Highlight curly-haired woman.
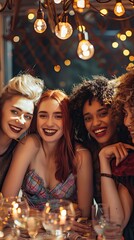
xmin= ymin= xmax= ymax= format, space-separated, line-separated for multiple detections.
xmin=69 ymin=75 xmax=130 ymax=204
xmin=99 ymin=70 xmax=134 ymax=239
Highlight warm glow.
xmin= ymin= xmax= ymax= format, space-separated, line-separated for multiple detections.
xmin=73 ymin=0 xmax=90 ymax=13
xmin=125 ymin=30 xmax=132 ymax=37
xmin=117 ymin=33 xmax=121 ymax=38
xmin=120 ymin=34 xmax=126 ymax=41
xmin=126 ymin=63 xmax=134 ymax=71
xmin=55 ymin=22 xmax=73 ymax=40
xmin=77 ymin=40 xmax=94 ymax=60
xmin=112 ymin=42 xmax=119 ymax=48
xmin=28 ymin=13 xmax=35 ymax=20
xmin=54 ymin=0 xmax=62 ymax=3
xmin=123 ymin=49 xmax=130 ymax=56
xmin=54 ymin=65 xmax=61 ymax=72
xmin=129 ymin=55 xmax=134 ymax=61
xmin=77 ymin=25 xmax=86 ymax=32
xmin=34 ymin=19 xmax=47 ymax=33
xmin=100 ymin=9 xmax=108 ymax=15
xmin=114 ymin=2 xmax=125 ymax=17
xmin=13 ymin=36 xmax=20 ymax=42
xmin=64 ymin=59 xmax=71 ymax=66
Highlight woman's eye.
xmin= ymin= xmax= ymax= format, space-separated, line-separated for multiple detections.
xmin=84 ymin=116 xmax=92 ymax=122
xmin=99 ymin=111 xmax=108 ymax=117
xmin=11 ymin=110 xmax=18 ymax=115
xmin=38 ymin=114 xmax=47 ymax=119
xmin=24 ymin=115 xmax=32 ymax=120
xmin=55 ymin=114 xmax=62 ymax=119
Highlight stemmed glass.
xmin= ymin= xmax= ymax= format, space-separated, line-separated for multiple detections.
xmin=42 ymin=199 xmax=75 ymax=239
xmin=0 ymin=196 xmax=29 ymax=238
xmin=92 ymin=203 xmax=110 ymax=238
xmin=27 ymin=209 xmax=42 ymax=239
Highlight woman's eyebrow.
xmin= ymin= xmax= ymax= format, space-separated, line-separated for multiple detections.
xmin=12 ymin=106 xmax=33 ymax=115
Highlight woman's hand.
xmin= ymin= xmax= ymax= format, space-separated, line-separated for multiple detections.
xmin=71 ymin=219 xmax=91 ymax=233
xmin=99 ymin=142 xmax=134 ymax=166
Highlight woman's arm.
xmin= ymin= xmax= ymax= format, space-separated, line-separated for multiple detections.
xmin=2 ymin=135 xmax=40 ymax=197
xmin=99 ymin=142 xmax=134 ymax=228
xmin=76 ymin=146 xmax=93 ymax=218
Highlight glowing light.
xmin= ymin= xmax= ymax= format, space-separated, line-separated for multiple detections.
xmin=54 ymin=65 xmax=61 ymax=72
xmin=100 ymin=9 xmax=108 ymax=15
xmin=64 ymin=59 xmax=71 ymax=66
xmin=112 ymin=42 xmax=119 ymax=48
xmin=125 ymin=30 xmax=132 ymax=37
xmin=123 ymin=49 xmax=130 ymax=56
xmin=13 ymin=36 xmax=20 ymax=42
xmin=120 ymin=34 xmax=126 ymax=41
xmin=28 ymin=13 xmax=35 ymax=20
xmin=55 ymin=22 xmax=73 ymax=40
xmin=114 ymin=2 xmax=125 ymax=17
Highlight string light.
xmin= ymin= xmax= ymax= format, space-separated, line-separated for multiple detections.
xmin=77 ymin=31 xmax=94 ymax=60
xmin=34 ymin=2 xmax=47 ymax=33
xmin=114 ymin=0 xmax=125 ymax=17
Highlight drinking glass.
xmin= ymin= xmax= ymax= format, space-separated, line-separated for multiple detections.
xmin=27 ymin=209 xmax=42 ymax=239
xmin=0 ymin=196 xmax=28 ymax=238
xmin=92 ymin=203 xmax=110 ymax=237
xmin=103 ymin=222 xmax=123 ymax=240
xmin=9 ymin=196 xmax=30 ymax=230
xmin=42 ymin=199 xmax=75 ymax=239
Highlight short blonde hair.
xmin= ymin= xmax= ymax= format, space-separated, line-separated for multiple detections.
xmin=1 ymin=74 xmax=44 ymax=105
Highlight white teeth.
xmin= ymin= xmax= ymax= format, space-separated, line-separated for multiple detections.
xmin=10 ymin=126 xmax=22 ymax=131
xmin=45 ymin=129 xmax=56 ymax=133
xmin=95 ymin=129 xmax=105 ymax=134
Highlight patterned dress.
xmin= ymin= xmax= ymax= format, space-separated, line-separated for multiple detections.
xmin=22 ymin=170 xmax=77 ymax=211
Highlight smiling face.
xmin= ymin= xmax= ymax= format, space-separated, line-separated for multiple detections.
xmin=123 ymin=103 xmax=134 ymax=143
xmin=1 ymin=95 xmax=34 ymax=140
xmin=37 ymin=98 xmax=63 ymax=144
xmin=83 ymin=99 xmax=117 ymax=147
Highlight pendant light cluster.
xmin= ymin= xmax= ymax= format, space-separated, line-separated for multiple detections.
xmin=33 ymin=0 xmax=133 ymax=60
xmin=34 ymin=0 xmax=94 ymax=60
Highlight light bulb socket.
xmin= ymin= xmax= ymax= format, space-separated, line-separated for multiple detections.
xmin=37 ymin=8 xmax=44 ymax=19
xmin=78 ymin=31 xmax=88 ymax=41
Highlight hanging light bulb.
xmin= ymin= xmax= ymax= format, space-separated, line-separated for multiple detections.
xmin=55 ymin=22 xmax=73 ymax=40
xmin=34 ymin=2 xmax=47 ymax=33
xmin=114 ymin=0 xmax=125 ymax=17
xmin=73 ymin=0 xmax=90 ymax=13
xmin=77 ymin=31 xmax=94 ymax=60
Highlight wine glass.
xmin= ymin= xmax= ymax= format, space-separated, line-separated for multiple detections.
xmin=27 ymin=209 xmax=42 ymax=239
xmin=92 ymin=203 xmax=109 ymax=237
xmin=42 ymin=199 xmax=75 ymax=239
xmin=0 ymin=196 xmax=28 ymax=238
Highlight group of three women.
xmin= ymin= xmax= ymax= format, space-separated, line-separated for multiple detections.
xmin=0 ymin=70 xmax=134 ymax=239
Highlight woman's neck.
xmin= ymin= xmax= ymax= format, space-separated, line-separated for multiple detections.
xmin=42 ymin=141 xmax=58 ymax=159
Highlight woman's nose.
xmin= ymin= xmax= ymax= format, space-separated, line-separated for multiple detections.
xmin=46 ymin=117 xmax=53 ymax=126
xmin=17 ymin=114 xmax=26 ymax=124
xmin=92 ymin=116 xmax=101 ymax=126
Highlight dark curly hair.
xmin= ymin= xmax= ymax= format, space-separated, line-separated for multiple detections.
xmin=69 ymin=75 xmax=115 ymax=147
xmin=113 ymin=70 xmax=134 ymax=119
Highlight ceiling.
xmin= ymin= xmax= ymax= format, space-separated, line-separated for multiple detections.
xmin=0 ymin=0 xmax=134 ymax=92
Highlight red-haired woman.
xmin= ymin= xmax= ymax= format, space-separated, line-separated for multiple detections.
xmin=2 ymin=89 xmax=93 ymax=231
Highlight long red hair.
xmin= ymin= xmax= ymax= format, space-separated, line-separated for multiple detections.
xmin=37 ymin=89 xmax=76 ymax=181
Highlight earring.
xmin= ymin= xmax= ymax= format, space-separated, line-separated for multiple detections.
xmin=88 ymin=132 xmax=91 ymax=140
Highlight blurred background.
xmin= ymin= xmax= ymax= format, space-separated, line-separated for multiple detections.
xmin=0 ymin=0 xmax=134 ymax=93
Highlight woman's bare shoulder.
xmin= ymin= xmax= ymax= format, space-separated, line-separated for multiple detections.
xmin=18 ymin=134 xmax=41 ymax=151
